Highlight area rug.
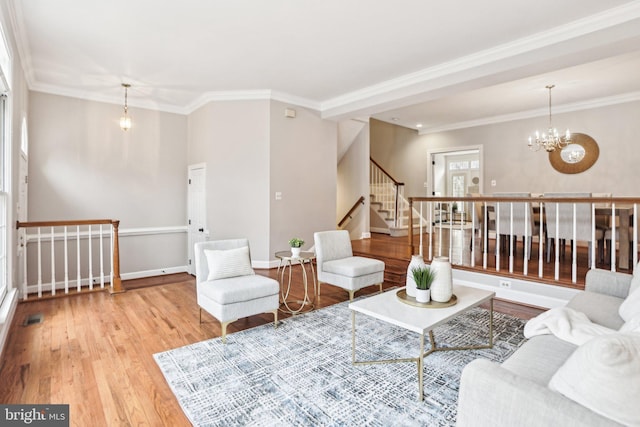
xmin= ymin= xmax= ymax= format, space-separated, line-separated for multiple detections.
xmin=154 ymin=299 xmax=526 ymax=426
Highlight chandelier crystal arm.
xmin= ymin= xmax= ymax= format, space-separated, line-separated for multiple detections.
xmin=120 ymin=83 xmax=132 ymax=131
xmin=528 ymin=84 xmax=570 ymax=152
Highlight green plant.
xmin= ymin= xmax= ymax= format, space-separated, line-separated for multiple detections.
xmin=288 ymin=237 xmax=304 ymax=248
xmin=411 ymin=266 xmax=437 ymax=290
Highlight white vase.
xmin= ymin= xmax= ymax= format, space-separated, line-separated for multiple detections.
xmin=430 ymin=256 xmax=453 ymax=302
xmin=415 ymin=288 xmax=430 ymax=303
xmin=406 ymin=254 xmax=425 ymax=298
xmin=291 ymin=247 xmax=301 ymax=257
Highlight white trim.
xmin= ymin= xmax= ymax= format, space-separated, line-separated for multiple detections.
xmin=0 ymin=288 xmax=17 ymax=360
xmin=453 ymin=268 xmax=580 ymax=309
xmin=419 ymin=91 xmax=640 ymax=134
xmin=120 ymin=266 xmax=189 ymax=281
xmin=24 ymin=225 xmax=187 ymax=242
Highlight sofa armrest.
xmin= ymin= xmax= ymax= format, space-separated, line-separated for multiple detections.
xmin=457 ymin=359 xmax=621 ymax=427
xmin=585 ymin=268 xmax=632 ymax=299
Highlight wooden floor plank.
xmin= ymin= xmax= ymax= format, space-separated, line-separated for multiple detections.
xmin=0 ymin=237 xmax=546 ymax=426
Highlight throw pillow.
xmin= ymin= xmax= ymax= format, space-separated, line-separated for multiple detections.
xmin=620 ymin=314 xmax=640 ymax=333
xmin=548 ymin=333 xmax=640 ymax=426
xmin=205 ymin=246 xmax=254 ymax=281
xmin=619 ymin=284 xmax=640 ymax=322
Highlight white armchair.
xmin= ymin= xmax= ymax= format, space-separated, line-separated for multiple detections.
xmin=313 ymin=230 xmax=385 ymax=300
xmin=194 ymin=238 xmax=279 ymax=343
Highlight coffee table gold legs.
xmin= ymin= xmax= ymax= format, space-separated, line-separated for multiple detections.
xmin=350 ymin=299 xmax=494 ymax=402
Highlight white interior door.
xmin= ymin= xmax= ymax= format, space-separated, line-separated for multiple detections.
xmin=187 ymin=164 xmax=207 ymax=275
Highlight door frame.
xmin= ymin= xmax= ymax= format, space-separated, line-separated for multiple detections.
xmin=187 ymin=163 xmax=207 ymax=275
xmin=426 ymin=145 xmax=483 ymax=198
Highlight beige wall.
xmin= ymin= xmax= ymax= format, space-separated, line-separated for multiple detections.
xmin=337 ymin=120 xmax=369 ymax=239
xmin=187 ymin=99 xmax=337 ymax=263
xmin=187 ymin=99 xmax=272 ymax=261
xmin=28 ymin=92 xmax=189 ymax=274
xmin=371 ymin=101 xmax=640 ymax=197
xmin=269 ymin=100 xmax=337 ymax=255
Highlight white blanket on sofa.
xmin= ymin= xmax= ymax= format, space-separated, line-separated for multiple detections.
xmin=524 ymin=307 xmax=616 ymax=346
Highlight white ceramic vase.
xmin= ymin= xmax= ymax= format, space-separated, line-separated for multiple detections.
xmin=291 ymin=247 xmax=301 ymax=258
xmin=430 ymin=256 xmax=453 ymax=302
xmin=415 ymin=288 xmax=430 ymax=303
xmin=406 ymin=254 xmax=425 ymax=298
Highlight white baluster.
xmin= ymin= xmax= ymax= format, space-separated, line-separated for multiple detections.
xmin=64 ymin=226 xmax=69 ymax=293
xmin=50 ymin=226 xmax=56 ymax=295
xmin=77 ymin=225 xmax=81 ymax=291
xmin=100 ymin=224 xmax=105 ymax=288
xmin=37 ymin=227 xmax=42 ymax=298
xmin=88 ymin=225 xmax=93 ymax=290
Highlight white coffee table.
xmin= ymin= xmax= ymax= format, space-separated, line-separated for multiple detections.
xmin=349 ymin=284 xmax=495 ymax=401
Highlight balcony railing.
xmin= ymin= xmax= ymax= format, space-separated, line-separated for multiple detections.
xmin=408 ymin=195 xmax=639 ymax=285
xmin=16 ymin=219 xmax=122 ymax=299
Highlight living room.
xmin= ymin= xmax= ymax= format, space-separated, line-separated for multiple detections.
xmin=1 ymin=1 xmax=640 ymax=426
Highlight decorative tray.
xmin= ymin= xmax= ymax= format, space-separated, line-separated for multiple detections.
xmin=396 ymin=289 xmax=458 ymax=308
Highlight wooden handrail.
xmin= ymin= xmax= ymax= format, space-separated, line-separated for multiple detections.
xmin=16 ymin=218 xmax=123 ymax=295
xmin=408 ymin=195 xmax=640 ymax=255
xmin=370 ymin=157 xmax=404 ymax=186
xmin=338 ymin=196 xmax=366 ymax=227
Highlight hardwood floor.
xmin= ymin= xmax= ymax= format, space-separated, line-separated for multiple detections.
xmin=0 ymin=241 xmax=545 ymax=426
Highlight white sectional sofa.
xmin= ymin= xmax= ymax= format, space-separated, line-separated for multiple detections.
xmin=457 ymin=268 xmax=640 ymax=426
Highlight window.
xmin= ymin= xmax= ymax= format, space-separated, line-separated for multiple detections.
xmin=0 ymin=96 xmax=7 ymax=304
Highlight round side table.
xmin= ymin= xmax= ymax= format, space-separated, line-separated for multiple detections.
xmin=275 ymin=250 xmax=317 ymax=314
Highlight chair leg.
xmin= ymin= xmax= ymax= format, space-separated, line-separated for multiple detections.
xmin=220 ymin=319 xmax=237 ymax=344
xmin=379 ymin=283 xmax=383 ymax=293
xmin=271 ymin=309 xmax=278 ymax=329
xmin=199 ymin=308 xmax=203 ymax=324
xmin=348 ymin=290 xmax=355 ymax=301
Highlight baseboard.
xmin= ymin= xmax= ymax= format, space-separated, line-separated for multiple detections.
xmin=0 ymin=289 xmax=19 ymax=362
xmin=452 ymin=268 xmax=580 ymax=309
xmin=23 ymin=266 xmax=190 ymax=294
xmin=121 ymin=266 xmax=189 ymax=280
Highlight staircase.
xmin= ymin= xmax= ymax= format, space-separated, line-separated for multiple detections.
xmin=369 ymin=157 xmax=426 ymax=237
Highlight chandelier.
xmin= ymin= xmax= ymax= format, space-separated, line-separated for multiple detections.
xmin=119 ymin=83 xmax=132 ymax=131
xmin=528 ymin=84 xmax=571 ymax=152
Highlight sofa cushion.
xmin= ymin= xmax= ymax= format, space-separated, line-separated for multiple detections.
xmin=619 ymin=285 xmax=640 ymax=322
xmin=501 ymin=335 xmax=577 ymax=385
xmin=199 ymin=274 xmax=279 ymax=305
xmin=549 ymin=333 xmax=640 ymax=426
xmin=566 ymin=291 xmax=625 ymax=330
xmin=322 ymin=256 xmax=384 ymax=278
xmin=205 ymin=246 xmax=255 ymax=281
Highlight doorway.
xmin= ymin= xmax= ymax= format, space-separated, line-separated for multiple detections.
xmin=187 ymin=164 xmax=207 ymax=275
xmin=427 ymin=146 xmax=482 ymax=218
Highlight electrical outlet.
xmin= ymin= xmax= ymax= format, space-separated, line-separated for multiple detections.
xmin=499 ymin=279 xmax=511 ymax=289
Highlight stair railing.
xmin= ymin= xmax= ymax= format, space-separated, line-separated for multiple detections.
xmin=338 ymin=196 xmax=365 ymax=228
xmin=16 ymin=219 xmax=122 ymax=299
xmin=370 ymin=158 xmax=404 ymax=228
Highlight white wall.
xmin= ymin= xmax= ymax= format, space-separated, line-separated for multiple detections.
xmin=269 ymin=100 xmax=337 ymax=255
xmin=371 ymin=101 xmax=640 ymax=197
xmin=28 ymin=92 xmax=189 ymax=275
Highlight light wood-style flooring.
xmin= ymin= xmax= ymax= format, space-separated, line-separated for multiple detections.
xmin=0 ymin=242 xmax=545 ymax=426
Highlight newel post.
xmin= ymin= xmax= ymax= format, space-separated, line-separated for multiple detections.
xmin=110 ymin=220 xmax=124 ymax=294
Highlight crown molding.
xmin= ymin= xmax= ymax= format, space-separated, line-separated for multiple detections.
xmin=5 ymin=0 xmax=35 ymax=88
xmin=418 ymin=91 xmax=640 ymax=135
xmin=29 ymin=81 xmax=189 ymax=115
xmin=184 ymin=89 xmax=319 ymax=114
xmin=320 ymin=1 xmax=640 ymax=118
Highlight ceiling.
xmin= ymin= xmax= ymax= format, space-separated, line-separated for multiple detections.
xmin=7 ymin=0 xmax=640 ymax=133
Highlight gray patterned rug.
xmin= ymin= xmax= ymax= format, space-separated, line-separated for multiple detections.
xmin=154 ymin=298 xmax=526 ymax=426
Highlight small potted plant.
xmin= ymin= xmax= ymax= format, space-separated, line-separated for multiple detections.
xmin=411 ymin=266 xmax=437 ymax=303
xmin=288 ymin=237 xmax=304 ymax=258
